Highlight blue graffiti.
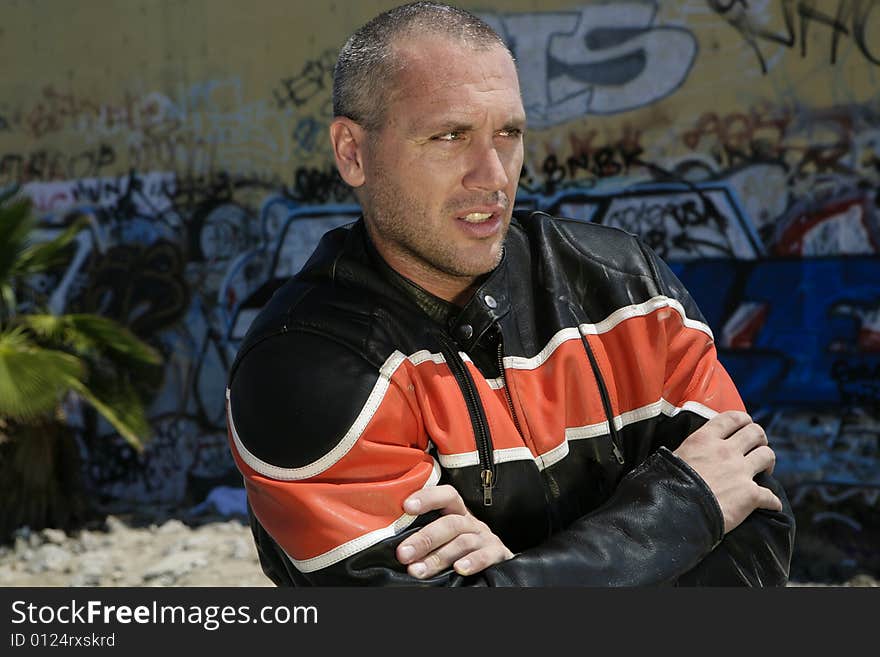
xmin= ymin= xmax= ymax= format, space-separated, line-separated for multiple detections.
xmin=291 ymin=117 xmax=325 ymax=157
xmin=673 ymin=258 xmax=880 ymax=408
xmin=480 ymin=3 xmax=697 ymax=128
xmin=518 ymin=180 xmax=880 ymax=492
xmin=217 ymin=196 xmax=360 ymax=345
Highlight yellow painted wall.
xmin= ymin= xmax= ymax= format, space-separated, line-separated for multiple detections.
xmin=3 ymin=0 xmax=880 ymax=194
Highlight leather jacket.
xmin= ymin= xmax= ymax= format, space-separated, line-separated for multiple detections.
xmin=226 ymin=211 xmax=796 ymax=586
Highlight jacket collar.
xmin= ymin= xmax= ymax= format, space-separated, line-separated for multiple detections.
xmin=363 ymin=228 xmax=458 ymax=327
xmin=359 ymin=219 xmax=512 ymax=348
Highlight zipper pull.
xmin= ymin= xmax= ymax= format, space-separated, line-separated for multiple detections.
xmin=612 ymin=441 xmax=625 ymax=465
xmin=480 ymin=469 xmax=494 ymax=506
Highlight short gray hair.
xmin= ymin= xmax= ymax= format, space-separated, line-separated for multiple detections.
xmin=332 ymin=2 xmax=511 ymax=131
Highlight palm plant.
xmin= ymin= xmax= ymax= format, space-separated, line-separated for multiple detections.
xmin=0 ymin=186 xmax=162 ymax=539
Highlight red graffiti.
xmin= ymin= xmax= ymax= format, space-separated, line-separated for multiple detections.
xmin=23 ymin=86 xmax=165 ymax=139
xmin=721 ymin=302 xmax=769 ymax=349
xmin=773 ymin=195 xmax=878 ymax=256
xmin=681 ymin=105 xmax=792 ymax=162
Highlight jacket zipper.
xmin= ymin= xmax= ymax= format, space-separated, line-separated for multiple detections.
xmin=578 ymin=332 xmax=626 ymax=465
xmin=498 ymin=334 xmax=561 ymax=537
xmin=439 ymin=335 xmax=496 ymax=506
xmin=497 ymin=340 xmax=525 ymax=438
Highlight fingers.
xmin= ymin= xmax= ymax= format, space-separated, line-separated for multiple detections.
xmin=398 ymin=485 xmax=473 ymax=576
xmin=453 ymin=544 xmax=514 ymax=577
xmin=397 ymin=486 xmax=515 ymax=579
xmin=744 ymin=443 xmax=777 ymax=476
xmin=403 ymin=484 xmax=467 ymax=517
xmin=402 ymin=530 xmax=479 ymax=578
xmin=727 ymin=421 xmax=769 ymax=455
xmin=694 ymin=411 xmax=772 ymax=464
xmin=407 ymin=531 xmax=505 ymax=579
xmin=694 ymin=410 xmax=752 ymax=441
xmin=397 ymin=514 xmax=511 ymax=579
xmin=675 ymin=410 xmax=783 ymax=534
xmin=397 ymin=513 xmax=474 ymax=566
xmin=752 ymin=482 xmax=783 ymax=513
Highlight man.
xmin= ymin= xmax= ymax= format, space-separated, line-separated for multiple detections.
xmin=226 ymin=2 xmax=795 ymax=586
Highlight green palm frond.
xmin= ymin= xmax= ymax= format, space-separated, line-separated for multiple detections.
xmin=0 ymin=328 xmax=85 ymax=422
xmin=0 ymin=191 xmax=35 ymax=292
xmin=0 ymin=285 xmax=15 ymax=320
xmin=0 ymin=192 xmax=91 ymax=319
xmin=19 ymin=314 xmax=162 ymax=367
xmin=0 ymin=187 xmax=159 ymax=454
xmin=64 ymin=376 xmax=150 ymax=451
xmin=14 ymin=214 xmax=92 ymax=277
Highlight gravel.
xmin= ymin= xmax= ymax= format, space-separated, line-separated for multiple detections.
xmin=0 ymin=515 xmax=272 ymax=588
xmin=0 ymin=514 xmax=876 ymax=587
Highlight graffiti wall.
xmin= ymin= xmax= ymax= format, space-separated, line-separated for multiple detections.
xmin=2 ymin=0 xmax=878 ymax=536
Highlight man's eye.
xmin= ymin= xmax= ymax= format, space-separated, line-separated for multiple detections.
xmin=497 ymin=128 xmax=523 ymax=138
xmin=433 ymin=131 xmax=464 ymax=141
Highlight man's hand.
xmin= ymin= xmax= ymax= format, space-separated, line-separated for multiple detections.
xmin=674 ymin=410 xmax=783 ymax=534
xmin=396 ymin=484 xmax=514 ymax=579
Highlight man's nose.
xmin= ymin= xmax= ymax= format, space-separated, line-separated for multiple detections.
xmin=463 ymin=142 xmax=510 ymax=192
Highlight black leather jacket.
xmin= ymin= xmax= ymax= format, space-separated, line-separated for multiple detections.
xmin=226 ymin=212 xmax=795 ymax=586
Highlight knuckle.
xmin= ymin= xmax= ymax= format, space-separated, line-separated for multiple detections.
xmin=750 ymin=423 xmax=767 ymax=442
xmin=451 ymin=515 xmax=469 ymax=534
xmin=425 ymin=552 xmax=443 ymax=570
xmin=437 ymin=484 xmax=456 ymax=497
xmin=754 ymin=445 xmax=772 ymax=462
xmin=460 ymin=533 xmax=481 ymax=552
xmin=722 ymin=410 xmax=749 ymax=424
xmin=446 ymin=535 xmax=465 ymax=554
xmin=468 ymin=549 xmax=491 ymax=569
xmin=467 ymin=547 xmax=491 ymax=570
xmin=415 ymin=532 xmax=434 ymax=553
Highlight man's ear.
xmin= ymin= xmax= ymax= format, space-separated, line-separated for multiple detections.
xmin=329 ymin=117 xmax=367 ymax=188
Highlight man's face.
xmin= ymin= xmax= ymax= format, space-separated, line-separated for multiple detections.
xmin=358 ymin=37 xmax=525 ymax=300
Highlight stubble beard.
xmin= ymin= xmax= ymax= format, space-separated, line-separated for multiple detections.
xmin=362 ymin=168 xmax=509 ymax=283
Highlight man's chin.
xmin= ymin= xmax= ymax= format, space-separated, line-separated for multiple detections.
xmin=448 ymin=248 xmax=505 ymax=279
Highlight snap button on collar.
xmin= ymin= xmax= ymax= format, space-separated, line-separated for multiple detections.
xmin=484 ymin=294 xmax=498 ymax=309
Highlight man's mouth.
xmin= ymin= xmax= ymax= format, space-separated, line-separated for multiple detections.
xmin=453 ymin=209 xmax=504 ymax=239
xmin=458 ymin=212 xmax=495 ymax=223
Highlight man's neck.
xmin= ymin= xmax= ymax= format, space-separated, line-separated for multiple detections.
xmin=362 ymin=226 xmax=461 ymax=326
xmin=385 ymin=253 xmax=478 ymax=306
xmin=365 ymin=230 xmax=478 ymax=306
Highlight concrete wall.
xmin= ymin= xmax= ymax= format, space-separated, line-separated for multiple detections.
xmin=2 ymin=0 xmax=879 ymax=521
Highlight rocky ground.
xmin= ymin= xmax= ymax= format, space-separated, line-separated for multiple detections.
xmin=0 ymin=514 xmax=272 ymax=587
xmin=0 ymin=510 xmax=877 ymax=587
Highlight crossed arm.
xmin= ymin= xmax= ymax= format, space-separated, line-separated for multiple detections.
xmin=396 ymin=411 xmax=785 ymax=581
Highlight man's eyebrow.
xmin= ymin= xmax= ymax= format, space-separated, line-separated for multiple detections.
xmin=413 ymin=117 xmax=527 ymax=135
xmin=415 ymin=120 xmax=475 ymax=135
xmin=501 ymin=118 xmax=527 ymax=130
